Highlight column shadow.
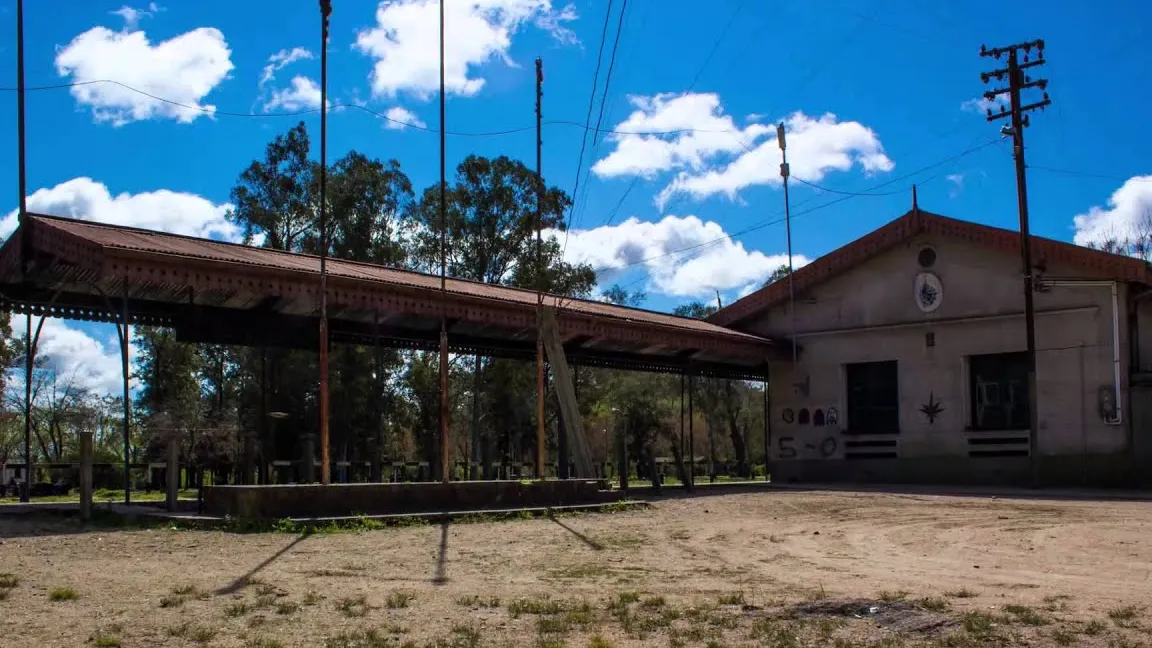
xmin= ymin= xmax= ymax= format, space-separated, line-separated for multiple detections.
xmin=215 ymin=532 xmax=311 ymax=595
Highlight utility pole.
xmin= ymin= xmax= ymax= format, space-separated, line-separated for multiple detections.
xmin=776 ymin=124 xmax=797 ymax=368
xmin=317 ymin=0 xmax=332 ymax=486
xmin=437 ymin=0 xmax=451 ymax=484
xmin=980 ymin=39 xmax=1051 ymax=487
xmin=535 ymin=57 xmax=546 ymax=480
xmin=15 ymin=0 xmax=30 ymax=503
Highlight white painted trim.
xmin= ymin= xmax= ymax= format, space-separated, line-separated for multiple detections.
xmin=793 ymin=306 xmax=1097 ymax=339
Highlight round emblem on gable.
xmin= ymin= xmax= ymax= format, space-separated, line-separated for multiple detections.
xmin=914 ymin=272 xmax=943 ymax=313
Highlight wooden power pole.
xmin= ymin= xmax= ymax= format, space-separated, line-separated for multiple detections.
xmin=535 ymin=57 xmax=547 ymax=480
xmin=979 ymin=39 xmax=1051 ymax=486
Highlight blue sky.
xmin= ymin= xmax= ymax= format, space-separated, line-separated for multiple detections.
xmin=0 ymin=0 xmax=1149 ymax=393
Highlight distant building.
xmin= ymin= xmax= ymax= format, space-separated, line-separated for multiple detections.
xmin=710 ymin=207 xmax=1152 ymax=488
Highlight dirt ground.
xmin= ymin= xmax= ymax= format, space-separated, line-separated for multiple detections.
xmin=2 ymin=489 xmax=1151 ymax=647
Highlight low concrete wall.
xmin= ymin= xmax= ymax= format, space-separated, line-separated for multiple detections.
xmin=770 ymin=454 xmax=1146 ymax=489
xmin=202 ymin=480 xmax=621 ymax=519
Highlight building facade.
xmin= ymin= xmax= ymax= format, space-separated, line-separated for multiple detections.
xmin=710 ymin=208 xmax=1152 ymax=487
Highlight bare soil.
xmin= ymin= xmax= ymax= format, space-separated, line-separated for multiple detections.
xmin=1 ymin=489 xmax=1151 ymax=647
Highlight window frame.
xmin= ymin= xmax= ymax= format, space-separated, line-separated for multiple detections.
xmin=844 ymin=360 xmax=900 ymax=435
xmin=967 ymin=351 xmax=1030 ymax=431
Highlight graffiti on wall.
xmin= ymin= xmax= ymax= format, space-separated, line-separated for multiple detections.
xmin=777 ymin=436 xmax=838 ymax=459
xmin=919 ymin=392 xmax=944 ymax=424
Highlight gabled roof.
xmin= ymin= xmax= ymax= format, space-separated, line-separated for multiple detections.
xmin=707 ymin=208 xmax=1152 ymax=328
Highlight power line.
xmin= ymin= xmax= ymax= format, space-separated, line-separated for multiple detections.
xmin=0 ymin=78 xmax=755 ymax=138
xmin=587 ymin=136 xmax=1006 ymax=280
xmin=1027 ymin=164 xmax=1152 ymax=183
xmin=561 ymin=0 xmax=625 ymax=262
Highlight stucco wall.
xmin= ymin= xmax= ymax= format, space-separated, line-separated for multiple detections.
xmin=742 ymin=233 xmax=1133 ymax=464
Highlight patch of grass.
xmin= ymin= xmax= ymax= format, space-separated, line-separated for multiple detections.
xmin=0 ymin=574 xmax=20 ymax=589
xmin=639 ymin=595 xmax=666 ymax=609
xmin=917 ymin=597 xmax=951 ymax=612
xmin=749 ymin=617 xmax=799 ymax=647
xmin=564 ymin=599 xmax=596 ymax=628
xmin=49 ymin=587 xmax=78 ymax=601
xmin=1002 ymin=604 xmax=1047 ymax=626
xmin=456 ymin=594 xmax=501 ymax=608
xmin=159 ymin=594 xmax=186 ymax=608
xmin=248 ymin=615 xmax=268 ymax=628
xmin=1108 ymin=604 xmax=1142 ymax=627
xmin=337 ymin=594 xmax=370 ymax=618
xmin=587 ymin=636 xmax=614 ymax=648
xmin=548 ymin=564 xmax=610 ymax=580
xmin=303 ymin=590 xmax=323 ymax=606
xmin=254 ymin=582 xmax=280 ymax=597
xmin=323 ymin=628 xmax=396 ymax=648
xmin=595 ymin=533 xmax=646 ymax=549
xmin=448 ymin=625 xmax=482 ymax=648
xmin=167 ymin=622 xmax=216 ymax=643
xmin=225 ymin=600 xmax=252 ymax=617
xmin=879 ymin=590 xmax=909 ymax=602
xmin=944 ymin=588 xmax=977 ymax=599
xmin=509 ymin=596 xmax=564 ymax=618
xmin=276 ymin=601 xmax=300 ymax=615
xmin=1050 ymin=627 xmax=1076 ymax=646
xmin=537 ymin=616 xmax=571 ymax=635
xmin=668 ymin=529 xmax=690 ymax=540
xmin=1083 ymin=619 xmax=1106 ymax=635
xmin=717 ymin=591 xmax=745 ymax=606
xmin=1043 ymin=594 xmax=1072 ymax=612
xmin=92 ymin=635 xmax=122 ymax=647
xmin=244 ymin=638 xmax=286 ymax=648
xmin=960 ymin=611 xmax=996 ymax=637
xmin=386 ymin=591 xmax=415 ymax=609
xmin=0 ymin=590 xmax=8 ymax=602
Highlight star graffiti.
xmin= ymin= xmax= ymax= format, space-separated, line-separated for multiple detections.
xmin=920 ymin=392 xmax=944 ymax=424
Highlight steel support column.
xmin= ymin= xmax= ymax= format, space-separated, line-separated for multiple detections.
xmin=118 ymin=284 xmax=132 ymax=504
xmin=763 ymin=367 xmax=771 ymax=481
xmin=687 ymin=373 xmax=695 ymax=492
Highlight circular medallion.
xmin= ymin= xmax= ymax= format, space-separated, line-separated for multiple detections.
xmin=914 ymin=272 xmax=943 ymax=313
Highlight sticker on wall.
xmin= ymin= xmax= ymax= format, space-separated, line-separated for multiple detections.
xmin=914 ymin=272 xmax=944 ymax=313
xmin=813 ymin=409 xmax=826 ymax=427
xmin=798 ymin=408 xmax=811 ymax=425
xmin=826 ymin=407 xmax=839 ymax=425
xmin=781 ymin=408 xmax=795 ymax=424
xmin=920 ymin=391 xmax=944 ymax=424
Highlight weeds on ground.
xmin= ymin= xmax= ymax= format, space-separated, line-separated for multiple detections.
xmin=338 ymin=594 xmax=371 ymax=617
xmin=0 ymin=574 xmax=19 ymax=589
xmin=916 ymin=597 xmax=951 ymax=612
xmin=455 ymin=594 xmax=501 ymax=608
xmin=944 ymin=588 xmax=977 ymax=599
xmin=91 ymin=635 xmax=122 ymax=648
xmin=386 ymin=591 xmax=415 ymax=609
xmin=167 ymin=621 xmax=216 ymax=643
xmin=1083 ymin=619 xmax=1106 ymax=635
xmin=717 ymin=591 xmax=745 ymax=606
xmin=1043 ymin=594 xmax=1072 ymax=612
xmin=879 ymin=590 xmax=909 ymax=602
xmin=1002 ymin=604 xmax=1048 ymax=626
xmin=224 ymin=600 xmax=252 ymax=617
xmin=276 ymin=601 xmax=301 ymax=615
xmin=587 ymin=636 xmax=615 ymax=648
xmin=303 ymin=590 xmax=323 ymax=606
xmin=1108 ymin=605 xmax=1143 ymax=628
xmin=508 ymin=596 xmax=564 ymax=618
xmin=324 ymin=628 xmax=411 ymax=648
xmin=244 ymin=638 xmax=286 ymax=648
xmin=49 ymin=587 xmax=78 ymax=601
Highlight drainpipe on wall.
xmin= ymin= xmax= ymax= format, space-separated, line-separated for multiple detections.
xmin=1039 ymin=280 xmax=1123 ymax=427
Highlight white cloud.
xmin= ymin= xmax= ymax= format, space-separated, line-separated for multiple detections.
xmin=658 ymin=110 xmax=893 ymax=206
xmin=11 ymin=318 xmax=126 ymax=396
xmin=0 ymin=177 xmax=243 ymax=242
xmin=111 ymin=2 xmax=161 ymax=31
xmin=264 ymin=76 xmax=325 ymax=112
xmin=1072 ymin=175 xmax=1152 ymax=247
xmin=961 ymin=95 xmax=1008 ymax=115
xmin=947 ymin=173 xmax=964 ymax=197
xmin=591 ymin=92 xmax=773 ymax=179
xmin=260 ymin=47 xmax=313 ymax=88
xmin=353 ymin=0 xmax=577 ymax=100
xmin=549 ymin=214 xmax=811 ymax=298
xmin=384 ymin=106 xmax=427 ymax=130
xmin=55 ymin=21 xmax=233 ymax=126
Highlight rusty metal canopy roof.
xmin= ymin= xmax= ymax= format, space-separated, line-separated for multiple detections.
xmin=0 ymin=214 xmax=782 ymax=379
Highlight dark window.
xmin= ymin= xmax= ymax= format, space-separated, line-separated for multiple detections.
xmin=969 ymin=352 xmax=1030 ymax=430
xmin=845 ymin=361 xmax=899 ymax=434
xmin=917 ymin=246 xmax=937 ymax=268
